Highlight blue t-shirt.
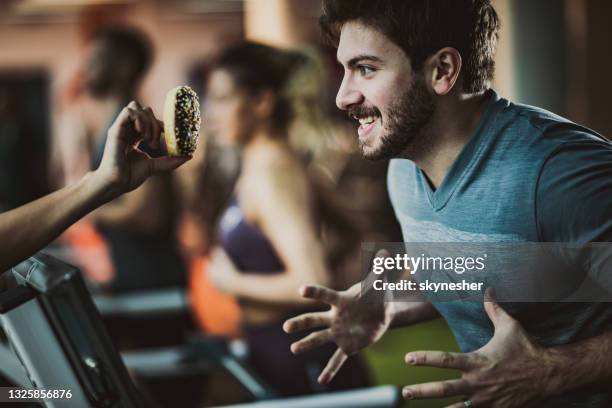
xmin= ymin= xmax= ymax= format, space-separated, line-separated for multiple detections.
xmin=388 ymin=89 xmax=612 ymax=406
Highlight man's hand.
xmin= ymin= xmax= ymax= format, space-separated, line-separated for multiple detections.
xmin=283 ymin=282 xmax=393 ymax=384
xmin=94 ymin=101 xmax=191 ymax=197
xmin=402 ymin=289 xmax=556 ymax=407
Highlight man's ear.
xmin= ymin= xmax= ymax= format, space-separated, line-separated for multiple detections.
xmin=252 ymin=90 xmax=276 ymax=120
xmin=427 ymin=47 xmax=462 ymax=96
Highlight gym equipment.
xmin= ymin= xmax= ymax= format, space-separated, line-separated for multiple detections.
xmin=0 ymin=253 xmax=144 ymax=407
xmin=0 ymin=253 xmax=401 ymax=408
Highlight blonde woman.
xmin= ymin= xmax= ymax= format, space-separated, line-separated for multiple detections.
xmin=203 ymin=42 xmax=369 ymax=396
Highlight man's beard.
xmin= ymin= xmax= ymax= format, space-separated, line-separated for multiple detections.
xmin=352 ymin=75 xmax=435 ymax=161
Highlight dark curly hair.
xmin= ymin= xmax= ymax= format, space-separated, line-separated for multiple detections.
xmin=320 ymin=0 xmax=500 ymax=93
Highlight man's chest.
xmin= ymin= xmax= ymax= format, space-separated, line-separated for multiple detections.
xmin=388 ymin=160 xmax=541 ymax=243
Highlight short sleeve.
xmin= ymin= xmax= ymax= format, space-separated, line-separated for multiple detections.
xmin=537 ymin=139 xmax=612 ymax=243
xmin=536 ymin=138 xmax=612 ymax=296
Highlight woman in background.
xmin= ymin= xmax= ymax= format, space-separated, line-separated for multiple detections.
xmin=203 ymin=42 xmax=369 ymax=397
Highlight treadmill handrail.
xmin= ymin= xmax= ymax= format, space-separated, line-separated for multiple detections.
xmin=93 ymin=287 xmax=189 ymax=318
xmin=212 ymin=385 xmax=401 ymax=408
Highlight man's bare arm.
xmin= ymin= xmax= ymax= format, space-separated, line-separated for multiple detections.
xmin=543 ymin=329 xmax=612 ymax=395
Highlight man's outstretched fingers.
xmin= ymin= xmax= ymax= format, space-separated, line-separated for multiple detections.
xmin=283 ymin=312 xmax=330 ymax=333
xmin=406 ymin=351 xmax=472 ymax=371
xmin=402 ymin=379 xmax=469 ymax=400
xmin=299 ymin=285 xmax=340 ymax=306
xmin=318 ymin=348 xmax=348 ymax=384
xmin=290 ymin=329 xmax=333 ymax=354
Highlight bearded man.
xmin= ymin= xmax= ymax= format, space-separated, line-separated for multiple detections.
xmin=284 ymin=1 xmax=612 ymax=407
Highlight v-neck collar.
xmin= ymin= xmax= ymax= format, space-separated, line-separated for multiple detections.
xmin=418 ymin=89 xmax=503 ymax=211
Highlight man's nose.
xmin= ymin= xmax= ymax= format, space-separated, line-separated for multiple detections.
xmin=336 ymin=75 xmax=364 ymax=111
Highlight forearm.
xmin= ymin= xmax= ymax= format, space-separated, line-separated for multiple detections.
xmin=0 ymin=171 xmax=115 ymax=271
xmin=544 ymin=329 xmax=612 ymax=396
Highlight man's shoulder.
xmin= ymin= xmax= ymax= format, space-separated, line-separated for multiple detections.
xmin=506 ymin=101 xmax=570 ymax=131
xmin=497 ymin=96 xmax=609 ymax=147
xmin=482 ymin=95 xmax=611 ymax=180
xmin=505 ymin=101 xmax=612 ymax=181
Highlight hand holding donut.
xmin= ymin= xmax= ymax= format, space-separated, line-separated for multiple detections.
xmin=95 ymin=100 xmax=193 ymax=197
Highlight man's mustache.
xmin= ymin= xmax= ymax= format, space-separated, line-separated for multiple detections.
xmin=348 ymin=105 xmax=381 ymax=120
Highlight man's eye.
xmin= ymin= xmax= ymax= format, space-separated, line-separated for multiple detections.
xmin=358 ymin=65 xmax=375 ymax=76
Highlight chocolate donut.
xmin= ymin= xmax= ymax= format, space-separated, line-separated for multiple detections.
xmin=163 ymin=85 xmax=201 ymax=156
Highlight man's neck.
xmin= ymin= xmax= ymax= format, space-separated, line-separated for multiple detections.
xmin=412 ymin=91 xmax=490 ymax=190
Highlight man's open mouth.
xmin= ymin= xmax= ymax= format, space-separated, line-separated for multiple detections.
xmin=356 ymin=116 xmax=377 ymax=126
xmin=349 ymin=108 xmax=382 ymax=140
xmin=353 ymin=115 xmax=380 ymax=141
xmin=351 ymin=113 xmax=380 ymax=125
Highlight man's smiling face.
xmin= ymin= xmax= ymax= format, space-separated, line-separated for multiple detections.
xmin=336 ymin=21 xmax=435 ymax=160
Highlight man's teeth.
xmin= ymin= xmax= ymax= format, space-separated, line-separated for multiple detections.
xmin=358 ymin=116 xmax=376 ymax=126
